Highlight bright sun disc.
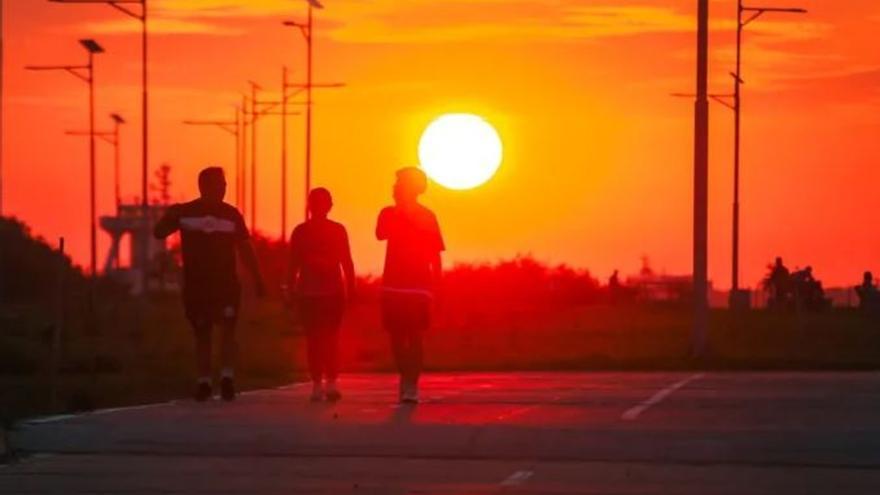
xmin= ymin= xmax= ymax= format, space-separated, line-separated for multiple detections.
xmin=418 ymin=113 xmax=503 ymax=190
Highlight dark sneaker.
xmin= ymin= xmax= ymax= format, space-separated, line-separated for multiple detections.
xmin=220 ymin=377 xmax=236 ymax=402
xmin=310 ymin=383 xmax=324 ymax=402
xmin=195 ymin=382 xmax=212 ymax=402
xmin=325 ymin=383 xmax=342 ymax=402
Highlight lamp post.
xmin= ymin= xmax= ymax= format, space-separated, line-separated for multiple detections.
xmin=252 ymin=80 xmax=304 ymax=241
xmin=110 ymin=113 xmax=125 ymax=211
xmin=27 ymin=39 xmax=105 ymax=277
xmin=66 ymin=113 xmax=126 ymax=213
xmin=693 ymin=0 xmax=710 ymax=357
xmin=283 ymin=0 xmax=345 ymax=219
xmin=729 ymin=1 xmax=806 ymax=305
xmin=50 ymin=0 xmax=150 ymax=290
xmin=0 ymin=0 xmax=5 ymax=216
xmin=240 ymin=94 xmax=248 ymax=218
xmin=248 ymin=81 xmax=261 ymax=231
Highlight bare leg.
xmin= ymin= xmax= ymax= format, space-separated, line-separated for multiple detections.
xmin=219 ymin=319 xmax=237 ymax=376
xmin=409 ymin=327 xmax=423 ymax=387
xmin=306 ymin=327 xmax=323 ymax=384
xmin=322 ymin=327 xmax=339 ymax=383
xmin=195 ymin=323 xmax=213 ymax=380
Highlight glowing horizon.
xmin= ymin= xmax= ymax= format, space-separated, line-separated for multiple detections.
xmin=3 ymin=0 xmax=880 ymax=288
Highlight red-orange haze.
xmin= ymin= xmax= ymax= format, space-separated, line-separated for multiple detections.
xmin=4 ymin=1 xmax=880 ymax=289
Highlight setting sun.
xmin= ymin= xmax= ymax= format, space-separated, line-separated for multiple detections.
xmin=418 ymin=113 xmax=503 ymax=190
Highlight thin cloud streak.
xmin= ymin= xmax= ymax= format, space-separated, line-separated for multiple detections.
xmin=69 ymin=1 xmax=828 ymax=43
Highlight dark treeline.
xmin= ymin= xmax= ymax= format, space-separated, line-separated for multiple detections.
xmin=249 ymin=235 xmax=603 ymax=306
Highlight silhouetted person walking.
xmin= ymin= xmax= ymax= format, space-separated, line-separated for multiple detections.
xmin=856 ymin=271 xmax=879 ymax=312
xmin=154 ymin=167 xmax=265 ymax=402
xmin=377 ymin=167 xmax=444 ymax=404
xmin=765 ymin=257 xmax=791 ymax=310
xmin=285 ymin=188 xmax=355 ymax=402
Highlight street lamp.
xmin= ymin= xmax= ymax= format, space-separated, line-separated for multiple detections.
xmin=244 ymin=84 xmax=304 ymax=240
xmin=729 ymin=1 xmax=806 ymax=308
xmin=50 ymin=0 xmax=150 ymax=291
xmin=0 ymin=0 xmax=5 ymax=215
xmin=66 ymin=112 xmax=126 ymax=213
xmin=247 ymin=81 xmax=261 ymax=231
xmin=252 ymin=73 xmax=305 ymax=241
xmin=26 ymin=38 xmax=105 ymax=278
xmin=693 ymin=0 xmax=710 ymax=357
xmin=283 ymin=0 xmax=345 ymax=220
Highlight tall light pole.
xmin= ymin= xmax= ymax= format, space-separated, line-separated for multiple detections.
xmin=282 ymin=66 xmax=289 ymax=240
xmin=110 ymin=113 xmax=125 ymax=211
xmin=50 ymin=0 xmax=149 ymax=290
xmin=283 ymin=0 xmax=344 ymax=220
xmin=0 ymin=0 xmax=5 ymax=216
xmin=27 ymin=39 xmax=105 ymax=277
xmin=240 ymin=94 xmax=248 ymax=219
xmin=66 ymin=112 xmax=126 ymax=213
xmin=729 ymin=1 xmax=806 ymax=306
xmin=247 ymin=81 xmax=261 ymax=231
xmin=253 ymin=78 xmax=304 ymax=241
xmin=693 ymin=0 xmax=710 ymax=357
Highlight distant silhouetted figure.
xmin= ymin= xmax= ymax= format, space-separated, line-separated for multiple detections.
xmin=791 ymin=266 xmax=829 ymax=311
xmin=855 ymin=271 xmax=879 ymax=312
xmin=765 ymin=257 xmax=791 ymax=310
xmin=154 ymin=167 xmax=265 ymax=402
xmin=377 ymin=167 xmax=444 ymax=404
xmin=608 ymin=270 xmax=621 ymax=304
xmin=285 ymin=188 xmax=355 ymax=402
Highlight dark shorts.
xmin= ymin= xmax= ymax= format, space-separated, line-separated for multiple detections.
xmin=183 ymin=287 xmax=241 ymax=329
xmin=381 ymin=291 xmax=432 ymax=333
xmin=299 ymin=295 xmax=345 ymax=332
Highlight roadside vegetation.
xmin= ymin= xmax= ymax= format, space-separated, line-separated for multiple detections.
xmin=2 ymin=218 xmax=879 ymax=422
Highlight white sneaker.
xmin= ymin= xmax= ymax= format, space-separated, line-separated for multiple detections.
xmin=310 ymin=382 xmax=324 ymax=402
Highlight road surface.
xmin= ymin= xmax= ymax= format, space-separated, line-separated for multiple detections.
xmin=3 ymin=372 xmax=880 ymax=493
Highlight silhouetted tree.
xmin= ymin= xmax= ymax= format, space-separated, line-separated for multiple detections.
xmin=150 ymin=163 xmax=173 ymax=206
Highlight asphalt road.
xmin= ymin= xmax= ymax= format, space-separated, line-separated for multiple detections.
xmin=3 ymin=372 xmax=880 ymax=494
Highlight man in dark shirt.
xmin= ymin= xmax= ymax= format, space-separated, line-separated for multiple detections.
xmin=376 ymin=167 xmax=444 ymax=404
xmin=285 ymin=188 xmax=356 ymax=402
xmin=154 ymin=167 xmax=265 ymax=402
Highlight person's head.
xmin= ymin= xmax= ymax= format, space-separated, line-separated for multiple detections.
xmin=393 ymin=167 xmax=428 ymax=205
xmin=775 ymin=257 xmax=784 ymax=266
xmin=308 ymin=187 xmax=333 ymax=218
xmin=198 ymin=167 xmax=226 ymax=203
xmin=864 ymin=271 xmax=873 ymax=283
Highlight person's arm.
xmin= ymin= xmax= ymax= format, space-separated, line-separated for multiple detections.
xmin=430 ymin=213 xmax=445 ymax=292
xmin=340 ymin=228 xmax=356 ymax=302
xmin=153 ymin=204 xmax=180 ymax=239
xmin=238 ymin=239 xmax=266 ymax=298
xmin=430 ymin=252 xmax=443 ymax=292
xmin=284 ymin=229 xmax=302 ymax=304
xmin=376 ymin=207 xmax=392 ymax=240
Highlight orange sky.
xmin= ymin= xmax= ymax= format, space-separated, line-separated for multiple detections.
xmin=4 ymin=0 xmax=880 ymax=289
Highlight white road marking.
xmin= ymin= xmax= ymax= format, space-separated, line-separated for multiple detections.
xmin=18 ymin=381 xmax=309 ymax=426
xmin=500 ymin=470 xmax=533 ymax=486
xmin=92 ymin=402 xmax=175 ymax=415
xmin=622 ymin=373 xmax=705 ymax=421
xmin=21 ymin=414 xmax=77 ymax=425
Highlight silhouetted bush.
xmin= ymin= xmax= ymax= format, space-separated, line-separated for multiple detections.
xmin=0 ymin=216 xmax=87 ymax=302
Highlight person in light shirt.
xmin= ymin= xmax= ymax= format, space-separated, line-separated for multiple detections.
xmin=376 ymin=167 xmax=445 ymax=404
